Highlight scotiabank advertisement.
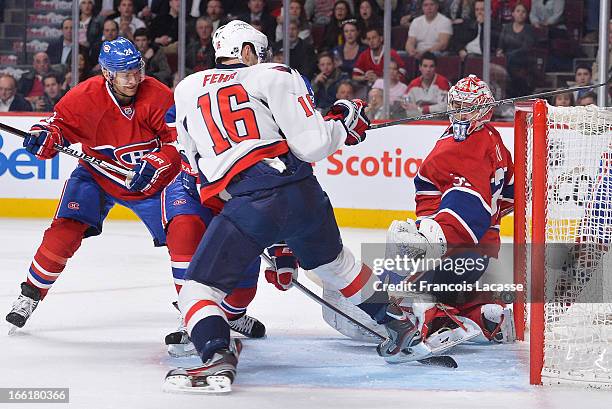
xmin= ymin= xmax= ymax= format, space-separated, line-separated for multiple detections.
xmin=312 ymin=123 xmax=514 ymax=211
xmin=0 ymin=113 xmax=513 ymax=212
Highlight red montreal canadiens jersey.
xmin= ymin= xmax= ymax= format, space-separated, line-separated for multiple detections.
xmin=39 ymin=76 xmax=177 ymax=200
xmin=414 ymin=124 xmax=514 ymax=256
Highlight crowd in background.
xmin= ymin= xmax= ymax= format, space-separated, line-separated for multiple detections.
xmin=0 ymin=0 xmax=610 ymax=119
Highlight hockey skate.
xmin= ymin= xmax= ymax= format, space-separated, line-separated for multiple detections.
xmin=163 ymin=338 xmax=242 ymax=394
xmin=229 ymin=313 xmax=266 ymax=338
xmin=166 ymin=302 xmax=198 ymax=357
xmin=377 ymin=303 xmax=433 ymax=364
xmin=6 ymin=282 xmax=41 ymax=334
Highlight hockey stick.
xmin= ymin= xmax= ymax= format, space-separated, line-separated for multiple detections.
xmin=260 ymin=253 xmax=458 ymax=368
xmin=0 ymin=122 xmax=135 ymax=179
xmin=370 ymin=80 xmax=611 ymax=130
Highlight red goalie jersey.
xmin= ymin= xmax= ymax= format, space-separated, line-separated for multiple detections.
xmin=414 ymin=123 xmax=514 ymax=257
xmin=35 ymin=75 xmax=178 ymax=200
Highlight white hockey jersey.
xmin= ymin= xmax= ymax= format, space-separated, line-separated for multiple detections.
xmin=173 ymin=63 xmax=348 ymax=200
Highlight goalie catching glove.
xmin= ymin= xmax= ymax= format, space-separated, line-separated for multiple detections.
xmin=264 ymin=243 xmax=298 ymax=291
xmin=385 ymin=218 xmax=447 ymax=271
xmin=23 ymin=124 xmax=68 ymax=160
xmin=324 ymin=99 xmax=370 ymax=146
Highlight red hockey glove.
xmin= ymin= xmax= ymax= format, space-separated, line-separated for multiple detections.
xmin=127 ymin=145 xmax=180 ymax=194
xmin=22 ymin=124 xmax=67 ymax=160
xmin=324 ymin=99 xmax=370 ymax=146
xmin=265 ymin=243 xmax=298 ymax=291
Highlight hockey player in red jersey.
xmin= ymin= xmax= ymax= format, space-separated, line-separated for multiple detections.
xmin=386 ymin=74 xmax=516 ymax=346
xmin=5 ymin=38 xmax=265 ymax=347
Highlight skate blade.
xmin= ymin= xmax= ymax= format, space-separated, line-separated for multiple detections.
xmin=162 ymin=375 xmax=232 ymax=394
xmin=383 ymin=341 xmax=433 ymax=364
xmin=167 ymin=343 xmax=198 ymax=358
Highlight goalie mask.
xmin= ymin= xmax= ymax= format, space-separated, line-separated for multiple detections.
xmin=447 ymin=75 xmax=494 ymax=141
xmin=213 ymin=20 xmax=271 ymax=64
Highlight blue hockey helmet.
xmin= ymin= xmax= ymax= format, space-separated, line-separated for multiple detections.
xmin=98 ymin=37 xmax=144 ymax=84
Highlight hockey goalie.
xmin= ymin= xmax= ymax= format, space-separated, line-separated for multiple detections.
xmin=321 ymin=75 xmax=517 ymax=353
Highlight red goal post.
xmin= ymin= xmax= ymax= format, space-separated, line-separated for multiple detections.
xmin=513 ymin=99 xmax=612 ymax=388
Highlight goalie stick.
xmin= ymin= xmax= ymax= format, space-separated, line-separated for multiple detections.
xmin=371 ymin=80 xmax=611 ymax=130
xmin=260 ymin=253 xmax=458 ymax=369
xmin=0 ymin=122 xmax=135 ymax=180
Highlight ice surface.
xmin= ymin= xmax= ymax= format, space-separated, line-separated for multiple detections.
xmin=1 ymin=219 xmax=611 ymax=409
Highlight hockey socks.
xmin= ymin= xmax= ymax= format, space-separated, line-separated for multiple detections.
xmin=27 ymin=218 xmax=88 ymax=299
xmin=166 ymin=215 xmax=206 ymax=294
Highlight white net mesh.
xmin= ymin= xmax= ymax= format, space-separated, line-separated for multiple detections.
xmin=524 ymin=104 xmax=612 ymax=388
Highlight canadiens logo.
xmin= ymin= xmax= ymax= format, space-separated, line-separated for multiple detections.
xmin=113 ymin=139 xmax=160 ymax=167
xmin=103 ymin=44 xmax=111 ymax=53
xmin=120 ymin=105 xmax=135 ymax=120
xmin=173 ymin=199 xmax=187 ymax=206
xmin=67 ymin=201 xmax=80 ymax=210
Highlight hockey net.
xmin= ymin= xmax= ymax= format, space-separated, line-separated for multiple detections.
xmin=514 ymin=100 xmax=612 ymax=388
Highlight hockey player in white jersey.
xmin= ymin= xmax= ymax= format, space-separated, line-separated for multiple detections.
xmin=163 ymin=20 xmax=429 ymax=393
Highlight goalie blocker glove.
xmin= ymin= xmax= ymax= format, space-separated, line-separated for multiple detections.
xmin=127 ymin=146 xmax=180 ymax=194
xmin=324 ymin=99 xmax=370 ymax=146
xmin=264 ymin=243 xmax=298 ymax=291
xmin=23 ymin=124 xmax=68 ymax=160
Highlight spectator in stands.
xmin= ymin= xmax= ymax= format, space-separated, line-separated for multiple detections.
xmin=322 ymin=0 xmax=353 ymax=49
xmin=454 ymin=0 xmax=500 ymax=60
xmin=205 ymin=0 xmax=230 ymax=33
xmin=405 ymin=0 xmax=453 ymax=59
xmin=496 ymin=3 xmax=534 ymax=97
xmin=276 ymin=0 xmax=312 ymax=44
xmin=115 ymin=0 xmax=146 ymax=41
xmin=357 ymin=0 xmax=381 ymax=42
xmin=529 ymin=0 xmax=565 ymax=38
xmin=274 ymin=19 xmax=316 ymax=78
xmin=18 ymin=52 xmax=58 ymax=102
xmin=583 ymin=0 xmax=600 ymax=43
xmin=371 ymin=0 xmax=406 ymax=26
xmin=332 ymin=19 xmax=367 ymax=76
xmin=312 ymin=52 xmax=349 ymax=111
xmin=401 ymin=52 xmax=450 ymax=115
xmin=551 ymin=92 xmax=574 ymax=107
xmin=62 ymin=47 xmax=92 ymax=90
xmin=335 ymin=79 xmax=355 ymax=100
xmin=133 ymin=28 xmax=172 ymax=86
xmin=577 ymin=91 xmax=597 ymax=106
xmin=353 ymin=27 xmax=406 ymax=86
xmin=450 ymin=0 xmax=476 ymax=25
xmin=573 ymin=64 xmax=593 ymax=101
xmin=150 ymin=0 xmax=179 ymax=50
xmin=365 ymin=87 xmax=384 ymax=119
xmin=79 ymin=0 xmax=102 ymax=49
xmin=34 ymin=73 xmax=65 ymax=112
xmin=89 ymin=19 xmax=120 ymax=71
xmin=492 ymin=0 xmax=531 ymax=25
xmin=186 ymin=16 xmax=216 ymax=72
xmin=304 ymin=0 xmax=335 ymax=25
xmin=372 ymin=60 xmax=408 ymax=104
xmin=97 ymin=0 xmax=119 ymax=19
xmin=139 ymin=0 xmax=170 ymax=23
xmin=399 ymin=0 xmax=423 ymax=28
xmin=238 ymin=0 xmax=277 ymax=43
xmin=496 ymin=3 xmax=534 ymax=61
xmin=47 ymin=18 xmax=74 ymax=65
xmin=0 ymin=74 xmax=32 ymax=112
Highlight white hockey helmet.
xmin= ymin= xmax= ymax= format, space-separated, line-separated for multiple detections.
xmin=213 ymin=20 xmax=270 ymax=64
xmin=447 ymin=75 xmax=495 ymax=141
